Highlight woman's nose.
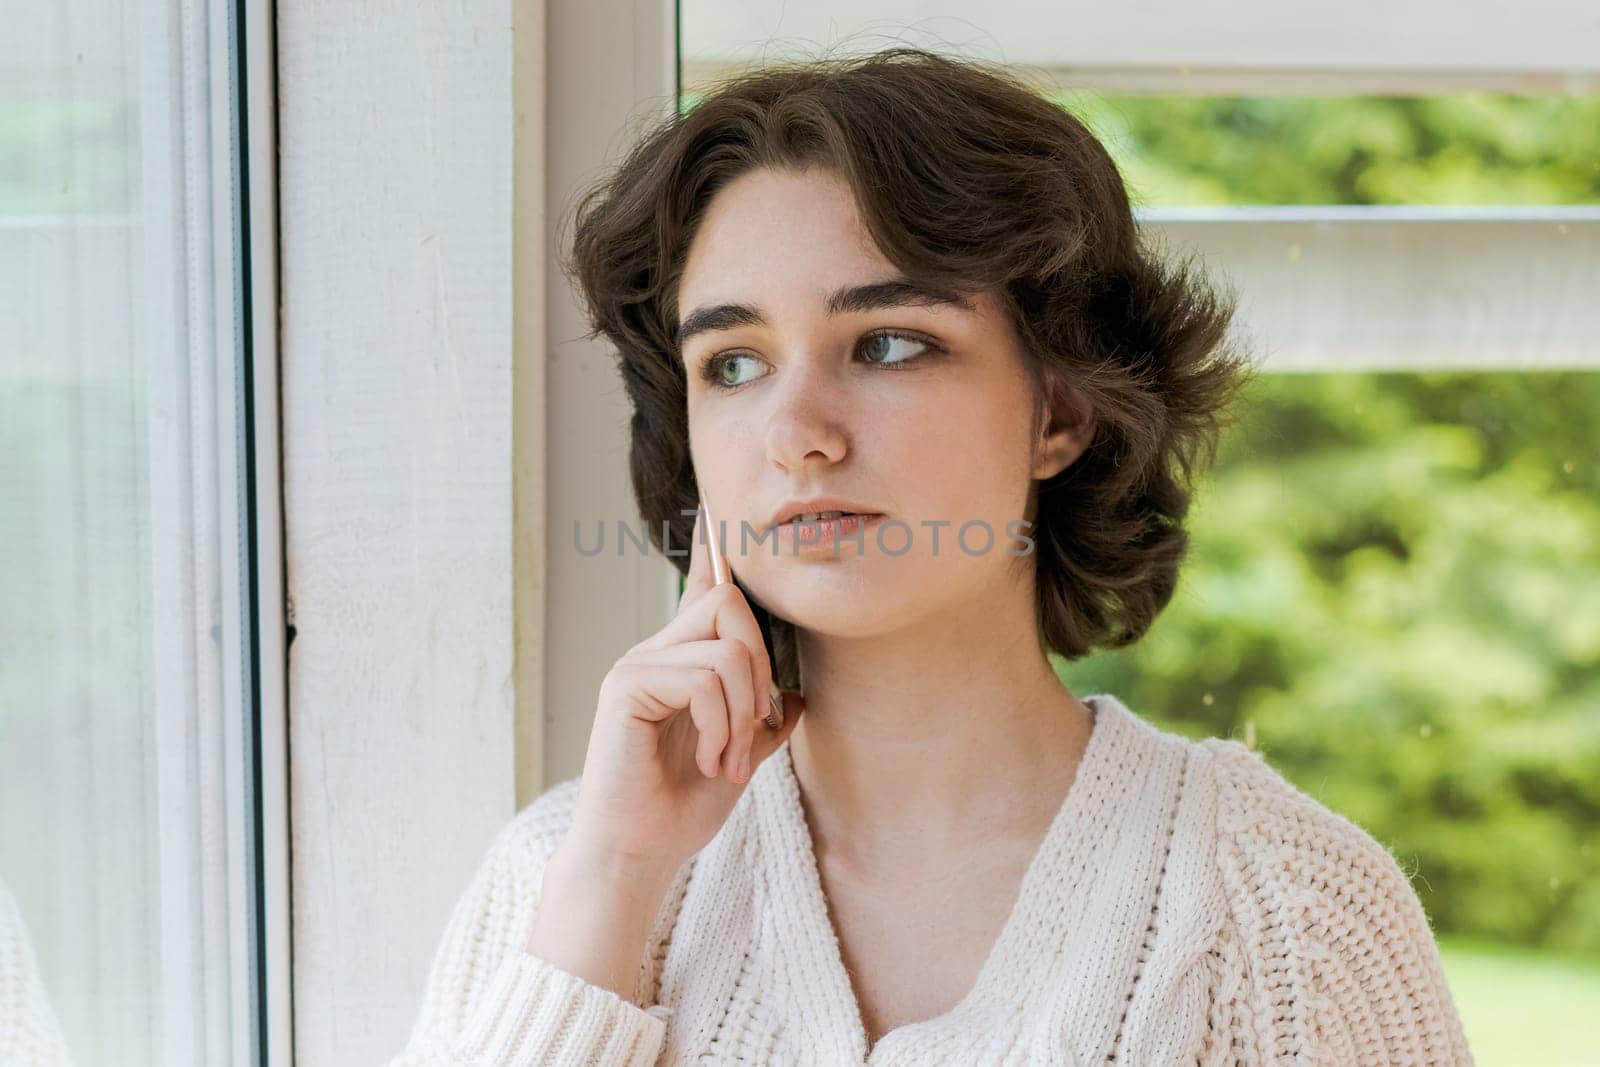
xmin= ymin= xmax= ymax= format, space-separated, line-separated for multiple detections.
xmin=763 ymin=359 xmax=850 ymax=471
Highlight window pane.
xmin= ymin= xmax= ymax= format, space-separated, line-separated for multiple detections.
xmin=0 ymin=3 xmax=261 ymax=1065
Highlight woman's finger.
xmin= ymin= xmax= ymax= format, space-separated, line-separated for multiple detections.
xmin=609 ymin=661 xmax=732 ymax=779
xmin=626 ymin=636 xmax=758 ymax=775
xmin=635 ymin=585 xmax=775 ymax=721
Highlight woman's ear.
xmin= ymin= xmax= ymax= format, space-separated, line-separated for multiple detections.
xmin=1031 ymin=374 xmax=1095 ymax=481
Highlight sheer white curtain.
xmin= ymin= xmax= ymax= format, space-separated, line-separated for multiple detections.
xmin=0 ymin=2 xmax=259 ymax=1065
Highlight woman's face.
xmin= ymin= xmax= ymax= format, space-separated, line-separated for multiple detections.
xmin=677 ymin=164 xmax=1084 ymax=638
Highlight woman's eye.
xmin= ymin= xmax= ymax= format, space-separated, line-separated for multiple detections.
xmin=859 ymin=331 xmax=930 ymax=366
xmin=710 ymin=353 xmax=764 ymax=388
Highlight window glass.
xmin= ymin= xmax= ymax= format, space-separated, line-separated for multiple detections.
xmin=0 ymin=3 xmax=262 ymax=1064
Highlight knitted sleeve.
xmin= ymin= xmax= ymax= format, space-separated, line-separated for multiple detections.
xmin=384 ymin=779 xmax=671 ymax=1067
xmin=1203 ymin=738 xmax=1475 ymax=1066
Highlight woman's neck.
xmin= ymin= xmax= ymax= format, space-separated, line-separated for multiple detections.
xmin=786 ymin=592 xmax=1095 ymax=879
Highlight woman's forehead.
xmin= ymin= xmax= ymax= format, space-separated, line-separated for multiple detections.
xmin=682 ymin=176 xmax=884 ymax=293
xmin=676 ymin=166 xmax=1009 ymax=334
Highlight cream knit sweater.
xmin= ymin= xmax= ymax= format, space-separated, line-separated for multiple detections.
xmin=386 ymin=693 xmax=1475 ymax=1066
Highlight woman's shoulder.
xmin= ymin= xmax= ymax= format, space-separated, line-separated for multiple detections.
xmin=1190 ymin=731 xmax=1429 ymax=918
xmin=1110 ymin=698 xmax=1413 ymax=872
xmin=1192 ymin=732 xmax=1421 ymax=890
xmin=1118 ymin=706 xmax=1436 ymax=923
xmin=1186 ymin=732 xmax=1474 ymax=1062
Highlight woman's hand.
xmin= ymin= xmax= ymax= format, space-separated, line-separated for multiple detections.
xmin=527 ymin=508 xmax=803 ymax=998
xmin=564 ymin=505 xmax=806 ymax=883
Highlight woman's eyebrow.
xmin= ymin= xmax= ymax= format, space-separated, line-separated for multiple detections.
xmin=676 ymin=276 xmax=973 ymax=348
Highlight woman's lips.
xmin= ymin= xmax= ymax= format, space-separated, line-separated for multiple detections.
xmin=772 ymin=512 xmax=885 ymax=553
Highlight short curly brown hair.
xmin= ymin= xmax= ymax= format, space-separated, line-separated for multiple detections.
xmin=560 ymin=45 xmax=1259 ymax=691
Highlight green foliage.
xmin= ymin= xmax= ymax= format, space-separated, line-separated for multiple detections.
xmin=1064 ymin=370 xmax=1600 ymax=956
xmin=1058 ymin=92 xmax=1600 ymax=207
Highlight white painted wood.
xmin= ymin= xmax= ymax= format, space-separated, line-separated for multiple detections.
xmin=1141 ymin=211 xmax=1600 ymax=371
xmin=512 ymin=0 xmax=549 ymax=814
xmin=680 ymin=1 xmax=1600 ymax=88
xmin=543 ymin=0 xmax=681 ymax=788
xmin=276 ymin=2 xmax=517 ymax=1064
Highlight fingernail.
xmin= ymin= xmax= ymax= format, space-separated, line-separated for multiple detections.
xmin=765 ymin=691 xmax=785 ymax=729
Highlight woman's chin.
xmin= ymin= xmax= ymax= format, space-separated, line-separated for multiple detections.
xmin=758 ymin=580 xmax=922 ymax=637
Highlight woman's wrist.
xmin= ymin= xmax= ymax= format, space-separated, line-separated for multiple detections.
xmin=524 ymin=836 xmax=677 ymax=1003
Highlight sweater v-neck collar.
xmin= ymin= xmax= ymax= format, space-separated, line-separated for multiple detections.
xmin=751 ymin=693 xmax=1136 ymax=1065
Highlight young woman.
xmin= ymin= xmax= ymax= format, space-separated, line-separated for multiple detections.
xmin=390 ymin=47 xmax=1473 ymax=1065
